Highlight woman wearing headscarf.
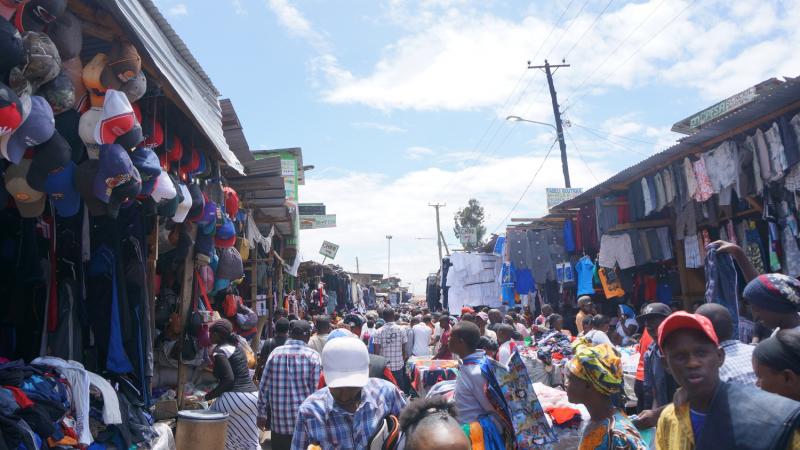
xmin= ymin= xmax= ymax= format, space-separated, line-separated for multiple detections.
xmin=743 ymin=273 xmax=800 ymax=334
xmin=205 ymin=319 xmax=260 ymax=450
xmin=753 ymin=328 xmax=800 ymax=401
xmin=566 ymin=339 xmax=647 ymax=450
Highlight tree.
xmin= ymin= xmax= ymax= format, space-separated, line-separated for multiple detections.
xmin=453 ymin=198 xmax=486 ymax=251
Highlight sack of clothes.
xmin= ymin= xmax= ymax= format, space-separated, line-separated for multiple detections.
xmin=0 ymin=357 xmax=157 ymax=449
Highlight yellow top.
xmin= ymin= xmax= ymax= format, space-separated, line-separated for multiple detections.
xmin=656 ymin=403 xmax=800 ymax=450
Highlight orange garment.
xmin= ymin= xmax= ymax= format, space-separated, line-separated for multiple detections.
xmin=635 ymin=329 xmax=652 ymax=381
xmin=469 ymin=421 xmax=486 ymax=450
xmin=598 ymin=267 xmax=625 ymax=299
xmin=546 ymin=407 xmax=581 ymax=425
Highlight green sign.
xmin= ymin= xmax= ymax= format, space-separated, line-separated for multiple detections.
xmin=300 ymin=214 xmax=337 ymax=229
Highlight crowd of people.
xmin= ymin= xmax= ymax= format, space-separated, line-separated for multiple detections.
xmin=193 ymin=242 xmax=800 ymax=450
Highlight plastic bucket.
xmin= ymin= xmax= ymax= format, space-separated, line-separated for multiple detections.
xmin=175 ymin=410 xmax=229 ymax=450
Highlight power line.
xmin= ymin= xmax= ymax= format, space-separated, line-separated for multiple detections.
xmin=562 ymin=0 xmax=615 ymax=60
xmin=572 ymin=123 xmax=657 ymax=145
xmin=576 ymin=124 xmax=651 ymax=157
xmin=564 ymin=128 xmax=599 ymax=183
xmin=564 ymin=0 xmax=694 ymax=112
xmin=544 ymin=0 xmax=590 ymax=59
xmin=491 ymin=138 xmax=558 ymax=234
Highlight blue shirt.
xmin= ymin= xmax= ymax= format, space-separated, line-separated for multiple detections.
xmin=575 ymin=256 xmax=595 ymax=296
xmin=291 ymin=378 xmax=407 ymax=450
xmin=563 ymin=219 xmax=576 ymax=253
xmin=689 ymin=409 xmax=706 ymax=439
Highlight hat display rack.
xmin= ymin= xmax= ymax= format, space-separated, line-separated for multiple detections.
xmin=0 ymin=3 xmax=269 ymax=446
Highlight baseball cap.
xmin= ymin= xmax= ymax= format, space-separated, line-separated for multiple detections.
xmin=26 ymin=129 xmax=69 ymax=191
xmin=81 ymin=53 xmax=107 ymax=108
xmin=120 ymin=70 xmax=146 ymax=104
xmin=186 ymin=183 xmax=204 ymax=221
xmin=0 ymin=81 xmax=24 ymax=137
xmin=196 ymin=198 xmax=216 ymax=226
xmin=4 ymin=158 xmax=45 ymax=217
xmin=150 ymin=170 xmax=176 ymax=203
xmin=43 ymin=160 xmax=78 ymax=217
xmin=37 ymin=70 xmax=73 ymax=114
xmin=223 ymin=186 xmax=239 ymax=219
xmin=142 ymin=116 xmax=163 ymax=148
xmin=172 ymin=183 xmax=192 ymax=223
xmin=289 ymin=319 xmax=312 ymax=336
xmin=18 ymin=0 xmax=66 ymax=32
xmin=74 ymin=159 xmax=105 ymax=216
xmin=165 ymin=134 xmax=183 ymax=163
xmin=130 ymin=145 xmax=160 ymax=179
xmin=477 ymin=312 xmax=489 ymax=322
xmin=637 ymin=302 xmax=672 ymax=320
xmin=657 ymin=311 xmax=719 ymax=351
xmin=77 ymin=106 xmax=101 ymax=158
xmin=0 ymin=17 xmax=23 ymax=82
xmin=195 ymin=228 xmax=214 ymax=260
xmin=93 ymin=144 xmax=141 ymax=215
xmin=216 ymin=247 xmax=243 ymax=280
xmin=157 ymin=173 xmax=181 ymax=218
xmin=53 ymin=108 xmax=84 ymax=163
xmin=321 ymin=336 xmax=369 ymax=388
xmin=18 ymin=31 xmax=60 ymax=90
xmin=45 ymin=9 xmax=80 ymax=60
xmin=1 ymin=95 xmax=54 ymax=164
xmin=94 ymin=89 xmax=136 ymax=145
xmin=100 ymin=41 xmax=141 ymax=90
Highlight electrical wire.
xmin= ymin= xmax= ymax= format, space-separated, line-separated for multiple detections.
xmin=572 ymin=123 xmax=657 ymax=145
xmin=577 ymin=124 xmax=652 ymax=157
xmin=562 ymin=0 xmax=615 ymax=60
xmin=563 ymin=0 xmax=694 ymax=113
xmin=490 ymin=138 xmax=558 ymax=234
xmin=564 ymin=128 xmax=599 ymax=183
xmin=543 ymin=0 xmax=591 ymax=59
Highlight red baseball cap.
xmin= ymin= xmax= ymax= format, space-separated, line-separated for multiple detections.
xmin=657 ymin=311 xmax=719 ymax=351
xmin=461 ymin=306 xmax=475 ymax=315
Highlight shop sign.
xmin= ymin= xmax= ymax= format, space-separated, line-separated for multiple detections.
xmin=319 ymin=240 xmax=339 ymax=259
xmin=281 ymin=159 xmax=296 ymax=177
xmin=672 ymin=86 xmax=758 ymax=134
xmin=546 ymin=187 xmax=583 ymax=209
xmin=459 ymin=227 xmax=477 ymax=246
xmin=300 ymin=214 xmax=337 ymax=229
xmin=299 ymin=203 xmax=326 ymax=215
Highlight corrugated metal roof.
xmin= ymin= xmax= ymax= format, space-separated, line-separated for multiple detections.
xmin=220 ymin=98 xmax=254 ymax=163
xmin=552 ymin=77 xmax=800 ymax=210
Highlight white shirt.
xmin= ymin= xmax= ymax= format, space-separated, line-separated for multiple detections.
xmin=483 ymin=328 xmax=497 ymax=341
xmin=497 ymin=341 xmax=516 ymax=365
xmin=584 ymin=329 xmax=612 ymax=346
xmin=455 ymin=351 xmax=497 ymax=424
xmin=411 ymin=323 xmax=433 ymax=356
xmin=616 ymin=318 xmax=639 ymax=346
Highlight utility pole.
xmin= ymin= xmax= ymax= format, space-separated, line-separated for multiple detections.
xmin=385 ymin=235 xmax=392 ymax=278
xmin=429 ymin=203 xmax=446 ymax=276
xmin=356 ymin=257 xmax=360 ymax=274
xmin=529 ymin=59 xmax=571 ymax=188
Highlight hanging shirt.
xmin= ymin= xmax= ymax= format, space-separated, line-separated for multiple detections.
xmin=575 ymin=256 xmax=595 ymax=296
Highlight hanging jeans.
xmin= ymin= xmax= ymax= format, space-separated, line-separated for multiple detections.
xmin=704 ymin=247 xmax=740 ymax=340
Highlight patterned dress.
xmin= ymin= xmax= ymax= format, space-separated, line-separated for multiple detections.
xmin=578 ymin=410 xmax=648 ymax=450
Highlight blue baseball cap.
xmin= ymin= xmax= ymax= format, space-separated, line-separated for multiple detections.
xmin=131 ymin=146 xmax=161 ymax=197
xmin=196 ymin=198 xmax=216 ymax=226
xmin=216 ymin=214 xmax=235 ymax=240
xmin=1 ymin=95 xmax=55 ymax=164
xmin=44 ymin=160 xmax=80 ymax=217
xmin=93 ymin=144 xmax=141 ymax=217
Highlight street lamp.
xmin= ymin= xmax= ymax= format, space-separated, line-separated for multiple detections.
xmin=506 ymin=114 xmax=571 ymax=188
xmin=386 ymin=235 xmax=392 ymax=279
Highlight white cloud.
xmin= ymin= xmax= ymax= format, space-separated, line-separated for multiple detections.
xmin=351 ymin=122 xmax=407 ymax=133
xmin=320 ymin=0 xmax=800 ymax=112
xmin=405 ymin=146 xmax=435 ymax=160
xmin=299 ymin=149 xmax=618 ymax=293
xmin=231 ymin=0 xmax=246 ymax=15
xmin=167 ymin=3 xmax=188 ymax=16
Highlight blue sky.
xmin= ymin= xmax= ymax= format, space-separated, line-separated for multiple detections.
xmin=158 ymin=0 xmax=800 ymax=292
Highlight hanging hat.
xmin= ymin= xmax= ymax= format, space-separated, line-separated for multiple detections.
xmin=43 ymin=159 xmax=78 ymax=217
xmin=0 ymin=81 xmax=24 ymax=137
xmin=26 ymin=128 xmax=69 ymax=191
xmin=142 ymin=116 xmax=163 ymax=148
xmin=17 ymin=31 xmax=60 ymax=91
xmin=1 ymin=95 xmax=54 ymax=164
xmin=74 ymin=159 xmax=105 ymax=216
xmin=4 ymin=158 xmax=45 ymax=217
xmin=100 ymin=41 xmax=141 ymax=90
xmin=94 ymin=89 xmax=138 ymax=146
xmin=156 ymin=173 xmax=181 ymax=218
xmin=60 ymin=57 xmax=86 ymax=111
xmin=166 ymin=133 xmax=183 ymax=163
xmin=45 ymin=9 xmax=80 ymax=60
xmin=0 ymin=15 xmax=24 ymax=79
xmin=93 ymin=143 xmax=141 ymax=217
xmin=186 ymin=183 xmax=204 ymax=221
xmin=216 ymin=247 xmax=244 ymax=280
xmin=150 ymin=170 xmax=176 ymax=203
xmin=120 ymin=70 xmax=146 ymax=104
xmin=17 ymin=0 xmax=66 ymax=33
xmin=81 ymin=52 xmax=107 ymax=108
xmin=37 ymin=69 xmax=74 ymax=114
xmin=172 ymin=183 xmax=192 ymax=223
xmin=77 ymin=105 xmax=101 ymax=158
xmin=223 ymin=186 xmax=239 ymax=219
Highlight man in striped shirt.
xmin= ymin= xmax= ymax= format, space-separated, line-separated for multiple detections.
xmin=257 ymin=320 xmax=321 ymax=450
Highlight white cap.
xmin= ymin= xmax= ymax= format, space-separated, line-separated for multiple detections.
xmin=321 ymin=336 xmax=369 ymax=388
xmin=172 ymin=183 xmax=193 ymax=223
xmin=150 ymin=171 xmax=176 ymax=203
xmin=78 ymin=106 xmax=101 ymax=146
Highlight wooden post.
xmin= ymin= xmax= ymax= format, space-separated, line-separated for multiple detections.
xmin=174 ymin=223 xmax=197 ymax=410
xmin=249 ymin=261 xmax=263 ymax=352
xmin=147 ymin=217 xmax=159 ymax=336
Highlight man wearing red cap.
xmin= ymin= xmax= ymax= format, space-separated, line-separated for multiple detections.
xmin=655 ymin=312 xmax=800 ymax=450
